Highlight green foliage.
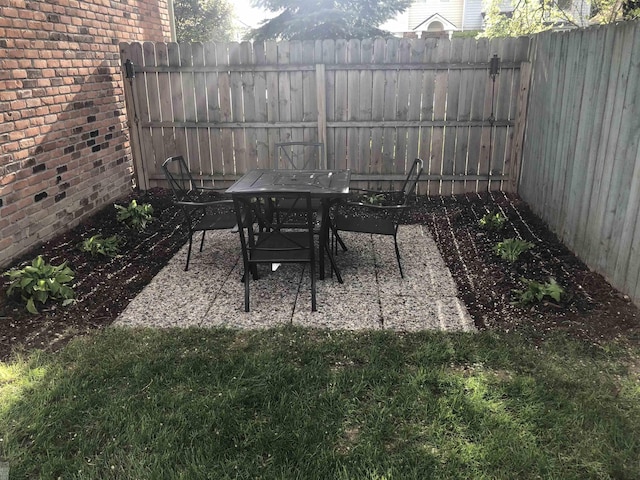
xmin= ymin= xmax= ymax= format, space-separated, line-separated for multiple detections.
xmin=512 ymin=277 xmax=564 ymax=305
xmin=480 ymin=0 xmax=558 ymax=38
xmin=173 ymin=0 xmax=235 ymax=43
xmin=478 ymin=212 xmax=507 ymax=230
xmin=3 ymin=255 xmax=75 ymax=314
xmin=452 ymin=30 xmax=482 ymax=38
xmin=78 ymin=234 xmax=124 ymax=258
xmin=493 ymin=238 xmax=534 ymax=262
xmin=362 ymin=193 xmax=386 ymax=205
xmin=248 ymin=0 xmax=412 ymax=40
xmin=115 ymin=200 xmax=154 ymax=232
xmin=480 ymin=0 xmax=631 ymax=38
xmin=622 ymin=0 xmax=640 ymax=19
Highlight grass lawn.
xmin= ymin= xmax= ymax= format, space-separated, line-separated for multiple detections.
xmin=1 ymin=327 xmax=639 ymax=479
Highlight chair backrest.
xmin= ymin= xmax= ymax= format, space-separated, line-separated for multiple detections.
xmin=274 ymin=142 xmax=324 ymax=170
xmin=233 ymin=192 xmax=315 ymax=262
xmin=400 ymin=158 xmax=424 ymax=203
xmin=162 ymin=156 xmax=199 ymax=202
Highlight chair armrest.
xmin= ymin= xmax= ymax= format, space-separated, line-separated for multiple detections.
xmin=174 ymin=199 xmax=233 ymax=208
xmin=343 ymin=201 xmax=408 ymax=211
xmin=350 ymin=187 xmax=404 ymax=195
xmin=194 ymin=185 xmax=227 ymax=192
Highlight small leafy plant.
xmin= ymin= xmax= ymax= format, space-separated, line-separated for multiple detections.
xmin=512 ymin=277 xmax=564 ymax=306
xmin=479 ymin=212 xmax=507 ymax=230
xmin=3 ymin=255 xmax=75 ymax=314
xmin=79 ymin=234 xmax=124 ymax=258
xmin=115 ymin=199 xmax=154 ymax=231
xmin=493 ymin=238 xmax=534 ymax=262
xmin=361 ymin=193 xmax=386 ymax=205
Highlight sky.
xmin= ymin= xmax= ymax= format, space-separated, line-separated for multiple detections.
xmin=232 ymin=0 xmax=272 ymax=30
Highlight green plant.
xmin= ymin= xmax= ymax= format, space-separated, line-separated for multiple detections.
xmin=493 ymin=238 xmax=534 ymax=262
xmin=78 ymin=234 xmax=124 ymax=258
xmin=512 ymin=277 xmax=564 ymax=306
xmin=3 ymin=255 xmax=75 ymax=314
xmin=479 ymin=212 xmax=507 ymax=230
xmin=362 ymin=193 xmax=386 ymax=205
xmin=115 ymin=199 xmax=154 ymax=231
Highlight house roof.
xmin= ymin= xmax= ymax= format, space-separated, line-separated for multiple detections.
xmin=413 ymin=13 xmax=459 ymax=31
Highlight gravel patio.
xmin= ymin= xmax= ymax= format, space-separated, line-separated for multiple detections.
xmin=114 ymin=225 xmax=475 ymax=332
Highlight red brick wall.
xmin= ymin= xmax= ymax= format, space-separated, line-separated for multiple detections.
xmin=0 ymin=0 xmax=172 ymax=267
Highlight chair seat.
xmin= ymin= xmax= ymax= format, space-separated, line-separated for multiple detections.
xmin=234 ymin=191 xmax=317 ymax=311
xmin=250 ymin=231 xmax=312 ymax=263
xmin=194 ymin=212 xmax=237 ymax=231
xmin=331 ymin=158 xmax=423 ymax=278
xmin=334 ymin=214 xmax=396 ymax=236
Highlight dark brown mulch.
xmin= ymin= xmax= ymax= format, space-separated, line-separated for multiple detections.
xmin=0 ymin=188 xmax=187 ymax=360
xmin=1 ymin=189 xmax=638 ymax=362
xmin=412 ymin=192 xmax=639 ymax=345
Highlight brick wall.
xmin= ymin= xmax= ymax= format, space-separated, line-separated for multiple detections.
xmin=0 ymin=0 xmax=172 ymax=267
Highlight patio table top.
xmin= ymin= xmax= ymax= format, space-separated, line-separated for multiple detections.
xmin=225 ymin=169 xmax=351 ymax=197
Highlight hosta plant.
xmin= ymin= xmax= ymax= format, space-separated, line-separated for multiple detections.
xmin=79 ymin=234 xmax=124 ymax=258
xmin=3 ymin=255 xmax=75 ymax=314
xmin=362 ymin=193 xmax=386 ymax=205
xmin=115 ymin=199 xmax=154 ymax=231
xmin=478 ymin=212 xmax=507 ymax=230
xmin=512 ymin=277 xmax=564 ymax=306
xmin=493 ymin=238 xmax=534 ymax=262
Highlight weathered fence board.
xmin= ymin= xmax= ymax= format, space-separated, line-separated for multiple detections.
xmin=121 ymin=37 xmax=529 ymax=193
xmin=519 ymin=22 xmax=640 ymax=306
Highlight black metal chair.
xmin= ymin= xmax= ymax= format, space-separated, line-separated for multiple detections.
xmin=233 ymin=191 xmax=317 ymax=312
xmin=272 ymin=141 xmax=346 ymax=263
xmin=162 ymin=156 xmax=237 ymax=271
xmin=274 ymin=142 xmax=325 ymax=170
xmin=332 ymin=158 xmax=424 ymax=278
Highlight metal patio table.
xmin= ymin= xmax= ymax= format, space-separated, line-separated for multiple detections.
xmin=226 ymin=169 xmax=351 ymax=283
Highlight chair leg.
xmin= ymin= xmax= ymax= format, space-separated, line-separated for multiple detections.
xmin=310 ymin=262 xmax=317 ymax=312
xmin=393 ymin=234 xmax=404 ymax=278
xmin=333 ymin=227 xmax=348 ymax=252
xmin=199 ymin=230 xmax=206 ymax=252
xmin=324 ymin=242 xmax=343 ymax=284
xmin=185 ymin=234 xmax=194 ymax=271
xmin=244 ymin=264 xmax=251 ymax=312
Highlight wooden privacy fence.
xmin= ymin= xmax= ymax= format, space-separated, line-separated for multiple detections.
xmin=519 ymin=22 xmax=640 ymax=305
xmin=120 ymin=36 xmax=531 ymax=194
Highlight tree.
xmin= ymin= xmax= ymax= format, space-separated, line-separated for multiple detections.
xmin=622 ymin=0 xmax=640 ymax=18
xmin=481 ymin=0 xmax=638 ymax=38
xmin=247 ymin=0 xmax=412 ymax=41
xmin=174 ymin=0 xmax=235 ymax=43
xmin=480 ymin=0 xmax=562 ymax=38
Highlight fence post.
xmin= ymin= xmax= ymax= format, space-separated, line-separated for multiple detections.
xmin=507 ymin=61 xmax=532 ymax=193
xmin=315 ymin=63 xmax=327 ymax=168
xmin=120 ymin=43 xmax=150 ymax=190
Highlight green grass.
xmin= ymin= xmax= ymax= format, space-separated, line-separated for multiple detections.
xmin=1 ymin=328 xmax=639 ymax=479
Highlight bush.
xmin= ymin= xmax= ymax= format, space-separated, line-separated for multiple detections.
xmin=3 ymin=255 xmax=75 ymax=314
xmin=115 ymin=199 xmax=154 ymax=231
xmin=493 ymin=238 xmax=534 ymax=262
xmin=78 ymin=234 xmax=124 ymax=258
xmin=479 ymin=212 xmax=507 ymax=230
xmin=512 ymin=277 xmax=564 ymax=306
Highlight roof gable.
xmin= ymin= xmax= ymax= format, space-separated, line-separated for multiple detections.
xmin=413 ymin=13 xmax=459 ymax=30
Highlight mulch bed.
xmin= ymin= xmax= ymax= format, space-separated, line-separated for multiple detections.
xmin=1 ymin=189 xmax=638 ymax=361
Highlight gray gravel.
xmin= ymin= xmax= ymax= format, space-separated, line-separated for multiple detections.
xmin=114 ymin=225 xmax=475 ymax=332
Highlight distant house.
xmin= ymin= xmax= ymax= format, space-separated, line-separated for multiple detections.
xmin=381 ymin=0 xmax=485 ymax=36
xmin=381 ymin=0 xmax=591 ymax=37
